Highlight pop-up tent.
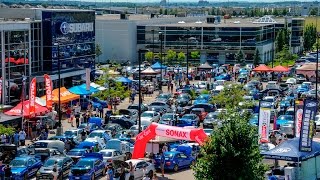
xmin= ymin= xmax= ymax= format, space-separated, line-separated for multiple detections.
xmin=151 ymin=62 xmax=167 ymax=70
xmin=261 ymin=138 xmax=320 ymax=179
xmin=5 ymin=101 xmax=49 ymax=118
xmin=116 ymin=77 xmax=132 ymax=83
xmin=253 ymin=64 xmax=272 ymax=72
xmin=41 ymin=87 xmax=80 ymax=104
xmin=90 ymin=82 xmax=107 ymax=91
xmin=69 ymin=84 xmax=99 ymax=95
xmin=132 ymin=123 xmax=208 ymax=159
xmin=271 ymin=65 xmax=289 ymax=72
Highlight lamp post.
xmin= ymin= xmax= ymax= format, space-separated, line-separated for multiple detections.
xmin=21 ymin=75 xmax=27 ymax=130
xmin=138 ymin=49 xmax=142 ymax=133
xmin=152 ymin=29 xmax=155 ymax=62
xmin=159 ymin=31 xmax=163 ymax=92
xmin=186 ymin=29 xmax=189 ymax=81
xmin=316 ymin=5 xmax=319 ymax=101
xmin=54 ymin=43 xmax=62 ymax=135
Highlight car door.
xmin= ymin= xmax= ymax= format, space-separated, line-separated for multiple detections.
xmin=27 ymin=158 xmax=38 ymax=176
xmin=134 ymin=162 xmax=144 ymax=179
xmin=174 ymin=153 xmax=183 ymax=168
xmin=62 ymin=158 xmax=73 ymax=177
xmin=94 ymin=160 xmax=103 ymax=176
xmin=179 ymin=153 xmax=189 ymax=167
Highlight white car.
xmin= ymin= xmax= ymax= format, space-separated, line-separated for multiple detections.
xmin=266 ymin=81 xmax=278 ymax=89
xmin=285 ymin=78 xmax=297 ymax=85
xmin=127 ymin=125 xmax=148 ymax=137
xmin=125 ymin=159 xmax=155 ymax=179
xmin=140 ymin=111 xmax=160 ymax=123
xmin=64 ymin=129 xmax=82 ymax=141
xmin=100 ymin=149 xmax=126 ymax=165
xmin=197 ymin=81 xmax=207 ymax=89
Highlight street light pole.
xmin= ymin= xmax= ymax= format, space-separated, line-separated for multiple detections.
xmin=159 ymin=31 xmax=163 ymax=92
xmin=152 ymin=30 xmax=155 ymax=62
xmin=186 ymin=29 xmax=189 ymax=81
xmin=138 ymin=50 xmax=142 ymax=133
xmin=54 ymin=43 xmax=62 ymax=135
xmin=316 ymin=5 xmax=319 ymax=101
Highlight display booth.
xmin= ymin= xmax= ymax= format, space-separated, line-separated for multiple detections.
xmin=261 ymin=138 xmax=320 ymax=179
xmin=132 ymin=123 xmax=208 ymax=159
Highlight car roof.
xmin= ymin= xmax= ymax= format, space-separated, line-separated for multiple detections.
xmin=90 ymin=130 xmax=106 ymax=133
xmin=15 ymin=156 xmax=32 ymax=160
xmin=125 ymin=159 xmax=145 ymax=165
xmin=100 ymin=149 xmax=117 ymax=152
xmin=143 ymin=111 xmax=156 ymax=113
xmin=70 ymin=148 xmax=87 ymax=151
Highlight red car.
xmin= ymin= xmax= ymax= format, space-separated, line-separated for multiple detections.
xmin=190 ymin=108 xmax=208 ymax=122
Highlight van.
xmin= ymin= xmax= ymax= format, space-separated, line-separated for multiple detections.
xmin=28 ymin=140 xmax=65 ymax=153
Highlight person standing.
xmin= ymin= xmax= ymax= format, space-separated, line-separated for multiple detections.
xmin=160 ymin=152 xmax=165 ymax=177
xmin=2 ymin=164 xmax=11 ymax=180
xmin=13 ymin=132 xmax=19 ymax=147
xmin=75 ymin=115 xmax=80 ymax=128
xmin=18 ymin=129 xmax=26 ymax=146
xmin=81 ymin=130 xmax=86 ymax=142
xmin=107 ymin=164 xmax=114 ymax=180
xmin=98 ymin=106 xmax=103 ymax=118
xmin=129 ymin=161 xmax=134 ymax=180
xmin=0 ymin=161 xmax=4 ymax=180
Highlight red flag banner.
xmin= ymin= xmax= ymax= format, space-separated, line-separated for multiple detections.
xmin=44 ymin=74 xmax=52 ymax=110
xmin=29 ymin=78 xmax=36 ymax=118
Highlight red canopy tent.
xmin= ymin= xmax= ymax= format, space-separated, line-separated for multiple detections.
xmin=271 ymin=65 xmax=289 ymax=72
xmin=253 ymin=64 xmax=272 ymax=72
xmin=5 ymin=101 xmax=49 ymax=118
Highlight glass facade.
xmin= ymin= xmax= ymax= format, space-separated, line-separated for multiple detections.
xmin=137 ymin=24 xmax=275 ymax=64
xmin=291 ymin=19 xmax=304 ymax=47
xmin=42 ymin=11 xmax=95 ymax=73
xmin=0 ymin=28 xmax=30 ymax=105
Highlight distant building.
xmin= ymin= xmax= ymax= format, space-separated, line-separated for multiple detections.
xmin=160 ymin=0 xmax=166 ymax=6
xmin=198 ymin=0 xmax=209 ymax=6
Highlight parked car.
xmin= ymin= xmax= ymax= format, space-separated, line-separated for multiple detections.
xmin=191 ymin=103 xmax=215 ymax=113
xmin=176 ymin=93 xmax=192 ymax=107
xmin=127 ymin=104 xmax=148 ymax=113
xmin=64 ymin=129 xmax=82 ymax=142
xmin=286 ymin=78 xmax=297 ymax=85
xmin=88 ymin=130 xmax=111 ymax=143
xmin=36 ymin=156 xmax=74 ymax=180
xmin=125 ymin=159 xmax=155 ymax=179
xmin=78 ymin=123 xmax=100 ymax=133
xmin=159 ymin=113 xmax=176 ymax=125
xmin=100 ymin=149 xmax=126 ymax=165
xmin=276 ymin=115 xmax=294 ymax=129
xmin=118 ymin=109 xmax=139 ymax=122
xmin=66 ymin=148 xmax=89 ymax=163
xmin=215 ymin=74 xmax=231 ymax=81
xmin=203 ymin=112 xmax=220 ymax=129
xmin=177 ymin=114 xmax=200 ymax=127
xmin=193 ymin=94 xmax=210 ymax=105
xmin=140 ymin=111 xmax=161 ymax=123
xmin=10 ymin=156 xmax=42 ymax=179
xmin=69 ymin=153 xmax=107 ymax=180
xmin=154 ymin=151 xmax=195 ymax=172
xmin=296 ymin=74 xmax=307 ymax=84
xmin=249 ymin=113 xmax=259 ymax=126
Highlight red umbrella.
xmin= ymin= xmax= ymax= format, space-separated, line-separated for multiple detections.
xmin=271 ymin=65 xmax=289 ymax=72
xmin=252 ymin=64 xmax=272 ymax=72
xmin=5 ymin=101 xmax=49 ymax=118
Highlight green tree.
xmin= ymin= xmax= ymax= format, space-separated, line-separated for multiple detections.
xmin=144 ymin=51 xmax=154 ymax=63
xmin=0 ymin=125 xmax=15 ymax=135
xmin=273 ymin=8 xmax=279 ymax=16
xmin=165 ymin=50 xmax=177 ymax=64
xmin=235 ymin=49 xmax=245 ymax=65
xmin=210 ymin=84 xmax=246 ymax=108
xmin=193 ymin=108 xmax=266 ymax=180
xmin=304 ymin=24 xmax=317 ymax=51
xmin=159 ymin=8 xmax=163 ymax=14
xmin=253 ymin=48 xmax=261 ymax=66
xmin=211 ymin=8 xmax=216 ymax=15
xmin=310 ymin=7 xmax=318 ymax=16
xmin=275 ymin=44 xmax=298 ymax=66
xmin=164 ymin=9 xmax=168 ymax=15
xmin=282 ymin=8 xmax=288 ymax=16
xmin=190 ymin=51 xmax=200 ymax=60
xmin=275 ymin=28 xmax=290 ymax=52
xmin=95 ymin=44 xmax=103 ymax=64
xmin=313 ymin=40 xmax=320 ymax=51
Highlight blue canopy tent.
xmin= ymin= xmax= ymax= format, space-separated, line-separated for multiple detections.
xmin=151 ymin=62 xmax=167 ymax=70
xmin=69 ymin=84 xmax=99 ymax=95
xmin=261 ymin=138 xmax=320 ymax=162
xmin=116 ymin=77 xmax=132 ymax=83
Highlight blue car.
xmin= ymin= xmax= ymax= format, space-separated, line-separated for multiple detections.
xmin=215 ymin=74 xmax=231 ymax=81
xmin=193 ymin=94 xmax=210 ymax=105
xmin=279 ymin=100 xmax=291 ymax=111
xmin=155 ymin=151 xmax=195 ymax=172
xmin=297 ymin=85 xmax=309 ymax=93
xmin=76 ymin=141 xmax=98 ymax=150
xmin=10 ymin=156 xmax=42 ymax=179
xmin=276 ymin=115 xmax=294 ymax=129
xmin=177 ymin=114 xmax=199 ymax=127
xmin=78 ymin=123 xmax=100 ymax=133
xmin=66 ymin=148 xmax=89 ymax=163
xmin=69 ymin=153 xmax=106 ymax=180
xmin=74 ymin=98 xmax=102 ymax=110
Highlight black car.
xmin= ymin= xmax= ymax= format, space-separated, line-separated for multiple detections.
xmin=176 ymin=93 xmax=192 ymax=107
xmin=110 ymin=118 xmax=135 ymax=129
xmin=37 ymin=156 xmax=74 ymax=180
xmin=102 ymin=123 xmax=123 ymax=132
xmin=127 ymin=104 xmax=148 ymax=113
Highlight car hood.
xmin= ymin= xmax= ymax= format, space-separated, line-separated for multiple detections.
xmin=141 ymin=117 xmax=152 ymax=121
xmin=194 ymin=99 xmax=207 ymax=105
xmin=72 ymin=166 xmax=91 ymax=170
xmin=276 ymin=119 xmax=291 ymax=125
xmin=11 ymin=167 xmax=26 ymax=174
xmin=39 ymin=166 xmax=61 ymax=173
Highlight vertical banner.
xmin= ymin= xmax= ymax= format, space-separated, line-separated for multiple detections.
xmin=0 ymin=78 xmax=2 ymax=103
xmin=86 ymin=68 xmax=91 ymax=91
xmin=258 ymin=101 xmax=272 ymax=143
xmin=299 ymin=99 xmax=318 ymax=152
xmin=29 ymin=78 xmax=36 ymax=118
xmin=44 ymin=74 xmax=52 ymax=110
xmin=295 ymin=100 xmax=304 ymax=138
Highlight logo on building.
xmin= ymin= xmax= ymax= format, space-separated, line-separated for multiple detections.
xmin=60 ymin=22 xmax=94 ymax=35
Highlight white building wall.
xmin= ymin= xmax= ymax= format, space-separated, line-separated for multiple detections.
xmin=95 ymin=20 xmax=137 ymax=63
xmin=258 ymin=42 xmax=274 ymax=63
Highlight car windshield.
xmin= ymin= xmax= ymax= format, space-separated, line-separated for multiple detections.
xmin=67 ymin=151 xmax=84 ymax=156
xmin=164 ymin=153 xmax=174 ymax=159
xmin=130 ymin=126 xmax=138 ymax=130
xmin=177 ymin=94 xmax=189 ymax=99
xmin=278 ymin=115 xmax=293 ymax=120
xmin=162 ymin=114 xmax=173 ymax=119
xmin=182 ymin=115 xmax=195 ymax=119
xmin=196 ymin=95 xmax=207 ymax=100
xmin=89 ymin=132 xmax=103 ymax=138
xmin=77 ymin=160 xmax=93 ymax=168
xmin=10 ymin=159 xmax=27 ymax=167
xmin=78 ymin=124 xmax=87 ymax=129
xmin=206 ymin=113 xmax=217 ymax=119
xmin=101 ymin=151 xmax=112 ymax=157
xmin=128 ymin=105 xmax=138 ymax=109
xmin=158 ymin=94 xmax=169 ymax=99
xmin=64 ymin=131 xmax=76 ymax=136
xmin=44 ymin=159 xmax=63 ymax=167
xmin=141 ymin=113 xmax=153 ymax=117
xmin=264 ymin=98 xmax=274 ymax=102
xmin=150 ymin=102 xmax=164 ymax=106
xmin=204 ymin=129 xmax=213 ymax=134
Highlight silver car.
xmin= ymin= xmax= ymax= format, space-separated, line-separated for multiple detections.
xmin=36 ymin=156 xmax=73 ymax=179
xmin=280 ymin=121 xmax=294 ymax=137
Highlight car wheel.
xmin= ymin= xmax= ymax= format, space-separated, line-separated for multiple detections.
xmin=102 ymin=168 xmax=106 ymax=176
xmin=91 ymin=174 xmax=95 ymax=180
xmin=173 ymin=164 xmax=179 ymax=172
